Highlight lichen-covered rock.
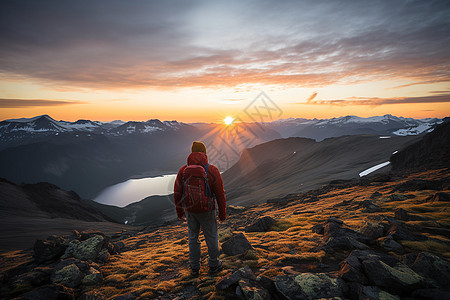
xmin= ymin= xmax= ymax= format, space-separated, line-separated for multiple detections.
xmin=221 ymin=233 xmax=253 ymax=256
xmin=358 ymin=285 xmax=400 ymax=300
xmin=54 ymin=258 xmax=90 ymax=274
xmin=51 ymin=264 xmax=83 ymax=288
xmin=72 ymin=235 xmax=105 ymax=261
xmin=97 ymin=248 xmax=110 ymax=263
xmin=275 ymin=273 xmax=346 ymax=300
xmin=362 ymin=258 xmax=423 ymax=294
xmin=82 ymin=267 xmax=103 ymax=285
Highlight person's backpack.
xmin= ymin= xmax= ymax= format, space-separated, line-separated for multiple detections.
xmin=182 ymin=163 xmax=214 ymax=213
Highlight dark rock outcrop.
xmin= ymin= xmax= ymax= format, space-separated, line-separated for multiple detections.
xmin=221 ymin=233 xmax=254 ymax=256
xmin=339 ymin=250 xmax=424 ymax=295
xmin=313 ymin=218 xmax=371 ymax=253
xmin=216 ymin=266 xmax=257 ymax=290
xmin=245 ymin=216 xmax=276 ymax=232
xmin=405 ymin=252 xmax=450 ymax=289
xmin=33 ymin=236 xmax=67 ymax=264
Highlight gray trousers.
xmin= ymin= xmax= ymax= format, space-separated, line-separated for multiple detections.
xmin=186 ymin=211 xmax=220 ymax=270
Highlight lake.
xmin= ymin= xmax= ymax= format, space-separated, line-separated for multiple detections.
xmin=94 ymin=174 xmax=177 ymax=207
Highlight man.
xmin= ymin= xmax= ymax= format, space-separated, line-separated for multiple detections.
xmin=174 ymin=141 xmax=226 ymax=276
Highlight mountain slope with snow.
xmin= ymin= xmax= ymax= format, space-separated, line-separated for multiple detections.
xmin=265 ymin=114 xmax=442 ymax=140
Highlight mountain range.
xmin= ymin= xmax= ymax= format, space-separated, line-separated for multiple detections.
xmin=0 ymin=119 xmax=449 ymax=299
xmin=0 ymin=114 xmax=443 ymax=200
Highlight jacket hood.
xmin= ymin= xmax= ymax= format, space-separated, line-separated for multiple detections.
xmin=187 ymin=152 xmax=208 ymax=166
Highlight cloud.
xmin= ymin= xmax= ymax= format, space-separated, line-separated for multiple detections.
xmin=0 ymin=1 xmax=449 ymax=89
xmin=294 ymin=93 xmax=450 ymax=106
xmin=0 ymin=99 xmax=86 ymax=108
xmin=307 ymin=92 xmax=318 ymax=103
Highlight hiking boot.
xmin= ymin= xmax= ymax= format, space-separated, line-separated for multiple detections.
xmin=191 ymin=268 xmax=200 ymax=277
xmin=209 ymin=261 xmax=223 ymax=274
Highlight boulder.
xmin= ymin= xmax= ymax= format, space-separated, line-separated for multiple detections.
xmin=9 ymin=266 xmax=53 ymax=290
xmin=54 ymin=258 xmax=90 ymax=274
xmin=358 ymin=285 xmax=400 ymax=300
xmin=21 ymin=284 xmax=74 ymax=300
xmin=338 ymin=249 xmax=422 ymax=296
xmin=256 ymin=276 xmax=277 ymax=295
xmin=386 ymin=223 xmax=421 ymax=241
xmin=275 ymin=273 xmax=347 ymax=300
xmin=97 ymin=248 xmax=110 ymax=263
xmin=408 ymin=252 xmax=450 ymax=288
xmin=362 ymin=257 xmax=424 ymax=294
xmin=320 ymin=218 xmax=371 ymax=253
xmin=67 ymin=235 xmax=105 ymax=261
xmin=216 ymin=266 xmax=256 ymax=290
xmin=51 ymin=264 xmax=83 ymax=288
xmin=359 ymin=200 xmax=382 ymax=212
xmin=82 ymin=267 xmax=103 ymax=285
xmin=238 ymin=279 xmax=271 ymax=300
xmin=338 ymin=252 xmax=369 ymax=285
xmin=33 ymin=236 xmax=67 ymax=263
xmin=221 ymin=233 xmax=254 ymax=256
xmin=245 ymin=216 xmax=276 ymax=232
xmin=322 ymin=236 xmax=370 ymax=253
xmin=359 ymin=222 xmax=384 ymax=240
xmin=376 ymin=236 xmax=403 ymax=253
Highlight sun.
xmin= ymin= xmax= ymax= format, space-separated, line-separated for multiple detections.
xmin=224 ymin=116 xmax=234 ymax=125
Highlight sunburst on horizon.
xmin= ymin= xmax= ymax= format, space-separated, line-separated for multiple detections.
xmin=224 ymin=116 xmax=234 ymax=125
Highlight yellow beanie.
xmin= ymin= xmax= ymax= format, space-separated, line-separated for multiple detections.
xmin=191 ymin=141 xmax=207 ymax=153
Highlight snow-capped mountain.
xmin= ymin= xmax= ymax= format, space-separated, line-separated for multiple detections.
xmin=0 ymin=115 xmax=189 ymax=148
xmin=266 ymin=114 xmax=442 ymax=141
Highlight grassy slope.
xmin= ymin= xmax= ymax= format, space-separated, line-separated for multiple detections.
xmin=34 ymin=167 xmax=447 ymax=299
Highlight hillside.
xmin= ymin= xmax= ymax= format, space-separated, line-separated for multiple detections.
xmin=0 ymin=179 xmax=136 ymax=251
xmin=223 ymin=134 xmax=420 ymax=206
xmin=391 ymin=119 xmax=450 ymax=171
xmin=1 ymin=167 xmax=449 ymax=299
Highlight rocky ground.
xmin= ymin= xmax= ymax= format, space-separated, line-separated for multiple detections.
xmin=1 ymin=168 xmax=449 ymax=299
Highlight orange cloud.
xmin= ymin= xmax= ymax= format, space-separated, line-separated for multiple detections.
xmin=0 ymin=99 xmax=86 ymax=108
xmin=295 ymin=93 xmax=450 ymax=106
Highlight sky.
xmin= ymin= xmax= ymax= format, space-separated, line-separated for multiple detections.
xmin=0 ymin=0 xmax=449 ymax=123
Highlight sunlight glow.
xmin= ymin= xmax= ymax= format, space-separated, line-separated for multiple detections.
xmin=224 ymin=116 xmax=234 ymax=125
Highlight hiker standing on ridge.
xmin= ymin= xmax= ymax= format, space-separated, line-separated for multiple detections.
xmin=174 ymin=141 xmax=226 ymax=276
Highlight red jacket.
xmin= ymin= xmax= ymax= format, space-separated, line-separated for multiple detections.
xmin=174 ymin=152 xmax=226 ymax=220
